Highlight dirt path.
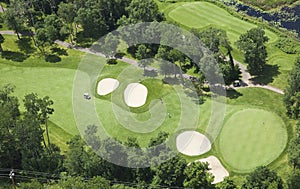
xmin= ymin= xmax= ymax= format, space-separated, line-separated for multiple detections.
xmin=0 ymin=30 xmax=284 ymax=94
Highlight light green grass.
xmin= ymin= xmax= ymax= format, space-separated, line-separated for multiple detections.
xmin=219 ymin=108 xmax=287 ymax=172
xmin=165 ymin=1 xmax=298 ymax=89
xmin=0 ymin=33 xmax=292 ymax=177
xmin=168 ymin=2 xmax=278 ymax=44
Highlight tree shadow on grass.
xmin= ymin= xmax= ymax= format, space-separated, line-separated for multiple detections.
xmin=226 ymin=88 xmax=243 ymax=99
xmin=51 ymin=47 xmax=68 ymax=56
xmin=16 ymin=38 xmax=36 ymax=54
xmin=162 ymin=77 xmax=180 ymax=85
xmin=184 ymin=89 xmax=205 ymax=105
xmin=45 ymin=54 xmax=61 ymax=63
xmin=250 ymin=64 xmax=280 ymax=85
xmin=1 ymin=51 xmax=29 ymax=62
xmin=144 ymin=69 xmax=158 ymax=78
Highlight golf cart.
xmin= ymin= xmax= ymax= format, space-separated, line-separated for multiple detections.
xmin=84 ymin=93 xmax=91 ymax=100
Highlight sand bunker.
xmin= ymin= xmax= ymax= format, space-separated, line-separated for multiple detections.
xmin=97 ymin=78 xmax=119 ymax=96
xmin=124 ymin=83 xmax=148 ymax=107
xmin=176 ymin=131 xmax=211 ymax=156
xmin=196 ymin=156 xmax=229 ymax=184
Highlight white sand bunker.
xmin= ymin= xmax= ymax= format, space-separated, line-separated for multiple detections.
xmin=196 ymin=156 xmax=229 ymax=184
xmin=97 ymin=78 xmax=119 ymax=96
xmin=124 ymin=83 xmax=148 ymax=107
xmin=176 ymin=131 xmax=211 ymax=156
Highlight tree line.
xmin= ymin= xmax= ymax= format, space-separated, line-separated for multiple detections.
xmin=0 ymin=0 xmax=162 ymax=55
xmin=0 ymin=0 xmax=273 ymax=86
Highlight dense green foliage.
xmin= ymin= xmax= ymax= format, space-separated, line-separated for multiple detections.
xmin=236 ymin=27 xmax=269 ymax=75
xmin=0 ymin=85 xmax=63 ymax=173
xmin=192 ymin=27 xmax=240 ymax=85
xmin=240 ymin=0 xmax=298 ymax=10
xmin=242 ymin=166 xmax=283 ymax=189
xmin=284 ymin=56 xmax=300 ymax=119
xmin=276 ymin=37 xmax=300 ymax=54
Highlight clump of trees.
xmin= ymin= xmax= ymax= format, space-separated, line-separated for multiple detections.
xmin=242 ymin=166 xmax=283 ymax=189
xmin=0 ymin=84 xmax=62 ymax=173
xmin=284 ymin=56 xmax=300 ymax=119
xmin=287 ymin=122 xmax=300 ymax=189
xmin=1 ymin=0 xmax=161 ymax=57
xmin=236 ymin=27 xmax=269 ymax=75
xmin=192 ymin=27 xmax=240 ymax=85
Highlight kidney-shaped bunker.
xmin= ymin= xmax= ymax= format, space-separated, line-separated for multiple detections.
xmin=176 ymin=131 xmax=211 ymax=156
xmin=97 ymin=78 xmax=119 ymax=96
xmin=124 ymin=83 xmax=148 ymax=107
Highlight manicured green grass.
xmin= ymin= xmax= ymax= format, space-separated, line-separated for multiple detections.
xmin=48 ymin=121 xmax=73 ymax=153
xmin=165 ymin=1 xmax=297 ymax=89
xmin=0 ymin=35 xmax=83 ymax=149
xmin=219 ymin=108 xmax=287 ymax=172
xmin=0 ymin=32 xmax=292 ymax=178
xmin=168 ymin=2 xmax=278 ymax=44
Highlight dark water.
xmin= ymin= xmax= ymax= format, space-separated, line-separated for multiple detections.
xmin=229 ymin=2 xmax=300 ymax=37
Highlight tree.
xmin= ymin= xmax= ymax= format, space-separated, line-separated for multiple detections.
xmin=4 ymin=6 xmax=22 ymax=39
xmin=76 ymin=1 xmax=109 ymax=39
xmin=242 ymin=166 xmax=283 ymax=189
xmin=236 ymin=27 xmax=269 ymax=75
xmin=183 ymin=162 xmax=214 ymax=189
xmin=284 ymin=56 xmax=300 ymax=119
xmin=19 ymin=179 xmax=43 ymax=189
xmin=287 ymin=169 xmax=300 ymax=189
xmin=15 ymin=113 xmax=45 ymax=171
xmin=288 ymin=122 xmax=300 ymax=169
xmin=123 ymin=0 xmax=162 ymax=24
xmin=35 ymin=27 xmax=56 ymax=55
xmin=23 ymin=93 xmax=54 ymax=150
xmin=136 ymin=44 xmax=148 ymax=60
xmin=152 ymin=155 xmax=187 ymax=187
xmin=58 ymin=2 xmax=77 ymax=43
xmin=0 ymin=34 xmax=4 ymax=52
xmin=192 ymin=27 xmax=239 ymax=85
xmin=44 ymin=14 xmax=64 ymax=40
xmin=0 ymin=84 xmax=21 ymax=168
xmin=159 ymin=61 xmax=174 ymax=78
xmin=101 ymin=33 xmax=119 ymax=58
xmin=64 ymin=135 xmax=88 ymax=176
xmin=216 ymin=177 xmax=237 ymax=189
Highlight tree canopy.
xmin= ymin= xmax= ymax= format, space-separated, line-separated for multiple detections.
xmin=284 ymin=56 xmax=300 ymax=119
xmin=236 ymin=27 xmax=269 ymax=75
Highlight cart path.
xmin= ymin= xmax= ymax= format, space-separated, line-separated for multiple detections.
xmin=0 ymin=30 xmax=284 ymax=94
xmin=233 ymin=60 xmax=284 ymax=94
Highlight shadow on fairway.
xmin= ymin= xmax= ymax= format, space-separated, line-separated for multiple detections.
xmin=16 ymin=38 xmax=36 ymax=54
xmin=51 ymin=47 xmax=68 ymax=56
xmin=226 ymin=88 xmax=243 ymax=99
xmin=1 ymin=50 xmax=29 ymax=62
xmin=144 ymin=69 xmax=158 ymax=78
xmin=251 ymin=64 xmax=280 ymax=85
xmin=162 ymin=77 xmax=180 ymax=85
xmin=45 ymin=54 xmax=62 ymax=63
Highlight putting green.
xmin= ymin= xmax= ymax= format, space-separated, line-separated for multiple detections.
xmin=219 ymin=108 xmax=287 ymax=173
xmin=168 ymin=2 xmax=278 ymax=44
